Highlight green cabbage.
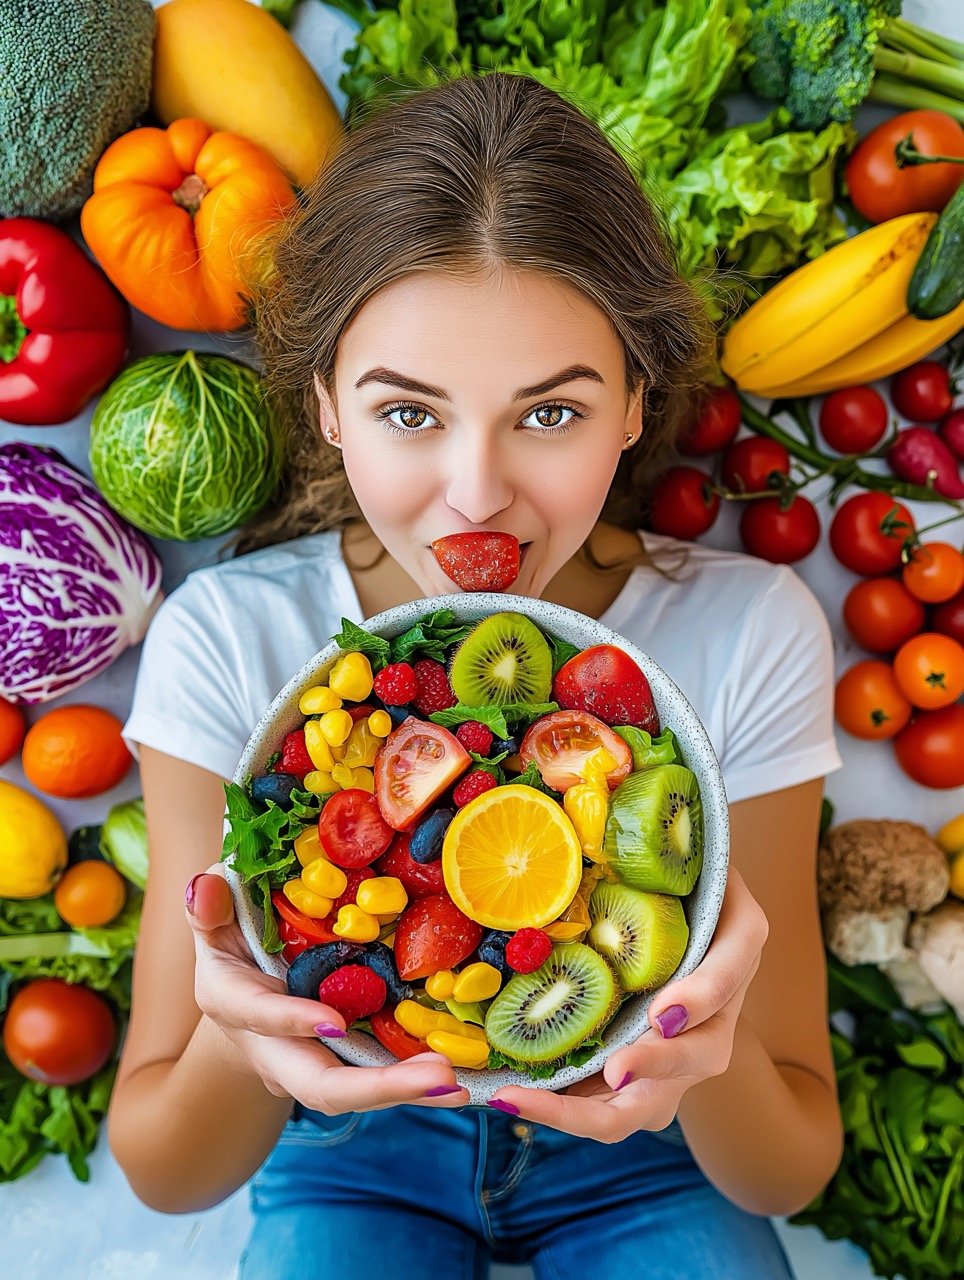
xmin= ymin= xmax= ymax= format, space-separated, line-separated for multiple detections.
xmin=100 ymin=798 xmax=148 ymax=890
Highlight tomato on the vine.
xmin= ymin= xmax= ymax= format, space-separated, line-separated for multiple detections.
xmin=678 ymin=386 xmax=742 ymax=456
xmin=646 ymin=466 xmax=719 ymax=540
xmin=844 ymin=110 xmax=964 ymax=223
xmin=842 ymin=577 xmax=925 ymax=653
xmin=834 ymin=661 xmax=912 ymax=740
xmin=739 ymin=495 xmax=820 ymax=564
xmin=818 ymin=386 xmax=888 ymax=454
xmin=894 ymin=704 xmax=964 ymax=789
xmin=890 ymin=361 xmax=954 ymax=422
xmin=902 ymin=542 xmax=964 ymax=604
xmin=829 ymin=493 xmax=915 ymax=576
xmin=721 ymin=436 xmax=791 ymax=494
xmin=932 ymin=587 xmax=964 ymax=645
xmin=892 ymin=632 xmax=964 ymax=710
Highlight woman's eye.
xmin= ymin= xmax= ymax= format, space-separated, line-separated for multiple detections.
xmin=376 ymin=403 xmax=438 ymax=435
xmin=523 ymin=404 xmax=581 ymax=432
xmin=375 ymin=400 xmax=584 ymax=438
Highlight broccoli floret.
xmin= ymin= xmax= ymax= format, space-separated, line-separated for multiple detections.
xmin=0 ymin=1 xmax=155 ymax=221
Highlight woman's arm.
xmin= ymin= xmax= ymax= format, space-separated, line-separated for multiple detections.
xmin=675 ymin=776 xmax=844 ymax=1216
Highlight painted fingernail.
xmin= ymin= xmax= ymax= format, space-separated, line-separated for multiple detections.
xmin=185 ymin=874 xmax=203 ymax=913
xmin=616 ymin=1071 xmax=633 ymax=1090
xmin=655 ymin=1004 xmax=689 ymax=1038
xmin=488 ymin=1099 xmax=520 ymax=1115
xmin=423 ymin=1084 xmax=462 ymax=1097
xmin=314 ymin=1023 xmax=346 ymax=1038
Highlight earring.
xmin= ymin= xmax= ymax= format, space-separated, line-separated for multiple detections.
xmin=624 ymin=432 xmax=636 ymax=446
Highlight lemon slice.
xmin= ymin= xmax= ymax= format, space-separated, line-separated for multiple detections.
xmin=441 ymin=784 xmax=582 ymax=930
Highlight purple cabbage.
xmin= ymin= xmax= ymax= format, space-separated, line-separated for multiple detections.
xmin=0 ymin=443 xmax=163 ymax=704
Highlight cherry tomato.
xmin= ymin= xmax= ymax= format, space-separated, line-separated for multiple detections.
xmin=834 ymin=661 xmax=912 ymax=740
xmin=278 ymin=916 xmax=316 ymax=963
xmin=2 ymin=978 xmax=115 ymax=1086
xmin=739 ymin=495 xmax=820 ymax=564
xmin=677 ymin=386 xmax=742 ymax=456
xmin=519 ymin=709 xmax=633 ymax=793
xmin=53 ymin=861 xmax=127 ymax=928
xmin=894 ymin=703 xmax=964 ymax=789
xmin=902 ymin=542 xmax=964 ymax=604
xmin=844 ymin=110 xmax=964 ymax=223
xmin=374 ymin=833 xmax=445 ymax=899
xmin=893 ymin=632 xmax=964 ymax=710
xmin=369 ymin=1005 xmax=429 ymax=1060
xmin=0 ymin=697 xmax=26 ymax=766
xmin=829 ymin=493 xmax=915 ymax=576
xmin=842 ymin=577 xmax=926 ymax=653
xmin=551 ymin=644 xmax=659 ymax=734
xmin=318 ymin=788 xmax=395 ymax=867
xmin=646 ymin=466 xmax=719 ymax=539
xmin=932 ymin=586 xmax=964 ymax=645
xmin=938 ymin=408 xmax=964 ymax=461
xmin=818 ymin=386 xmax=888 ymax=454
xmin=721 ymin=436 xmax=791 ymax=494
xmin=271 ymin=889 xmax=340 ymax=945
xmin=890 ymin=362 xmax=954 ymax=422
xmin=373 ymin=719 xmax=471 ymax=831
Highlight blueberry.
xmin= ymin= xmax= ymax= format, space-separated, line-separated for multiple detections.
xmin=409 ymin=807 xmax=455 ymax=863
xmin=286 ymin=942 xmax=365 ymax=1000
xmin=384 ymin=704 xmax=413 ymax=727
xmin=252 ymin=772 xmax=300 ymax=810
xmin=492 ymin=735 xmax=518 ymax=756
xmin=355 ymin=943 xmax=412 ymax=1005
xmin=476 ymin=929 xmax=515 ymax=982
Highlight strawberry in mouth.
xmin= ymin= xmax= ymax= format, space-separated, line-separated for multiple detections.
xmin=431 ymin=531 xmax=524 ymax=592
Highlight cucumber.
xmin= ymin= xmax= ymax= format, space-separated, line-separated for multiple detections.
xmin=907 ymin=181 xmax=964 ymax=320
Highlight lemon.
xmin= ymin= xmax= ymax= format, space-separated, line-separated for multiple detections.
xmin=949 ymin=851 xmax=964 ymax=901
xmin=441 ymin=784 xmax=582 ymax=930
xmin=0 ymin=779 xmax=68 ymax=898
xmin=935 ymin=814 xmax=964 ymax=856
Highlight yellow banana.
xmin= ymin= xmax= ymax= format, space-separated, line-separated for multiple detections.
xmin=721 ymin=213 xmax=937 ymax=392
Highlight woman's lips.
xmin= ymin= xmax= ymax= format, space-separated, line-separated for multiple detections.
xmin=428 ymin=532 xmax=529 ymax=591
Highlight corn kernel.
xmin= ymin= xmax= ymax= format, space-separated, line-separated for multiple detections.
xmin=439 ymin=1013 xmax=488 ymax=1041
xmin=299 ymin=685 xmax=343 ymax=715
xmin=331 ymin=762 xmax=355 ymax=790
xmin=426 ymin=1029 xmax=490 ymax=1069
xmin=283 ymin=878 xmax=333 ymax=919
xmin=368 ymin=710 xmax=392 ymax=738
xmin=319 ymin=709 xmax=353 ymax=747
xmin=332 ymin=903 xmax=380 ymax=942
xmin=356 ymin=876 xmax=408 ymax=916
xmin=343 ymin=719 xmax=380 ymax=769
xmin=304 ymin=721 xmax=335 ymax=772
xmin=395 ymin=999 xmax=447 ymax=1039
xmin=329 ymin=652 xmax=374 ymax=702
xmin=425 ymin=970 xmax=456 ymax=1000
xmin=302 ymin=856 xmax=349 ymax=899
xmin=376 ymin=912 xmax=400 ymax=925
xmin=352 ymin=767 xmax=375 ymax=794
xmin=294 ymin=826 xmax=324 ymax=867
xmin=303 ymin=770 xmax=336 ymax=795
xmin=452 ymin=962 xmax=502 ymax=1003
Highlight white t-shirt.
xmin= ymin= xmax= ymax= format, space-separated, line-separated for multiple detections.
xmin=122 ymin=529 xmax=844 ymax=805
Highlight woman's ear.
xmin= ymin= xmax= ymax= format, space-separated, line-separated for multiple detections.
xmin=623 ymin=382 xmax=644 ymax=449
xmin=313 ymin=371 xmax=341 ymax=448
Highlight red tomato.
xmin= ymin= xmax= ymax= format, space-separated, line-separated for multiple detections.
xmin=271 ymin=890 xmax=340 ymax=945
xmin=677 ymin=386 xmax=742 ymax=456
xmin=647 ymin=466 xmax=719 ymax=539
xmin=345 ymin=703 xmax=377 ymax=723
xmin=369 ymin=1005 xmax=429 ymax=1061
xmin=890 ymin=362 xmax=954 ymax=422
xmin=278 ymin=916 xmax=315 ymax=963
xmin=834 ymin=661 xmax=912 ymax=740
xmin=2 ymin=978 xmax=115 ymax=1086
xmin=739 ymin=495 xmax=820 ymax=564
xmin=374 ymin=832 xmax=446 ymax=899
xmin=818 ymin=386 xmax=888 ymax=454
xmin=844 ymin=110 xmax=964 ymax=223
xmin=932 ymin=587 xmax=964 ymax=645
xmin=551 ymin=644 xmax=659 ymax=735
xmin=373 ymin=718 xmax=471 ymax=831
xmin=0 ymin=698 xmax=26 ymax=766
xmin=842 ymin=577 xmax=926 ymax=653
xmin=902 ymin=542 xmax=964 ymax=604
xmin=893 ymin=704 xmax=964 ymax=789
xmin=892 ymin=632 xmax=964 ymax=710
xmin=938 ymin=408 xmax=964 ymax=461
xmin=392 ymin=894 xmax=483 ymax=982
xmin=721 ymin=436 xmax=791 ymax=494
xmin=519 ymin=709 xmax=633 ymax=793
xmin=318 ymin=788 xmax=396 ymax=867
xmin=829 ymin=494 xmax=915 ymax=576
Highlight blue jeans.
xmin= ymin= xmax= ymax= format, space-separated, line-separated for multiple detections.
xmin=239 ymin=1103 xmax=795 ymax=1279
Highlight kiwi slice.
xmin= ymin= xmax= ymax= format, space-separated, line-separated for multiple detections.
xmin=484 ymin=942 xmax=620 ymax=1065
xmin=603 ymin=765 xmax=703 ymax=895
xmin=449 ymin=611 xmax=552 ymax=706
xmin=588 ymin=882 xmax=688 ymax=993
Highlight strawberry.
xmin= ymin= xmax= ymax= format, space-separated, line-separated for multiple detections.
xmin=431 ymin=532 xmax=520 ymax=592
xmin=392 ymin=894 xmax=484 ymax=981
xmin=374 ymin=833 xmax=445 ymax=899
xmin=552 ymin=644 xmax=660 ymax=735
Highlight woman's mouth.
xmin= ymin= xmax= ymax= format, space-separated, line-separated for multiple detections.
xmin=428 ymin=532 xmax=530 ymax=592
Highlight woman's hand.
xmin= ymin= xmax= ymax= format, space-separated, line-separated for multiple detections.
xmin=487 ymin=866 xmax=769 ymax=1142
xmin=185 ymin=863 xmax=469 ymax=1115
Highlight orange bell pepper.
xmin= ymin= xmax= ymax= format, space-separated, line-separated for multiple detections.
xmin=80 ymin=118 xmax=295 ymax=332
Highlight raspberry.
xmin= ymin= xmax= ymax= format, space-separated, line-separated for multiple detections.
xmin=455 ymin=720 xmax=494 ymax=755
xmin=412 ymin=658 xmax=457 ymax=714
xmin=373 ymin=662 xmax=418 ymax=705
xmin=452 ymin=769 xmax=498 ymax=808
xmin=505 ymin=928 xmax=552 ymax=974
xmin=275 ymin=729 xmax=313 ymax=778
xmin=318 ymin=965 xmax=387 ymax=1026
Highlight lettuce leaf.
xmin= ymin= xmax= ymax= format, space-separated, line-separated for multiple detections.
xmin=613 ymin=724 xmax=678 ymax=770
xmin=487 ymin=1027 xmax=608 ymax=1079
xmin=429 ymin=701 xmax=558 ymax=739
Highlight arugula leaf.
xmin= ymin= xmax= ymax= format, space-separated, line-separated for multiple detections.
xmin=329 ymin=618 xmax=391 ymax=671
xmin=429 ymin=701 xmax=559 ymax=739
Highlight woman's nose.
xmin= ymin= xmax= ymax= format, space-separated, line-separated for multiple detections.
xmin=442 ymin=429 xmax=515 ymax=527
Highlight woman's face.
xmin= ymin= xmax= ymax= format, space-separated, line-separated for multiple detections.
xmin=317 ymin=267 xmax=642 ymax=599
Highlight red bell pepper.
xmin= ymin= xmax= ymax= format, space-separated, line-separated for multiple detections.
xmin=0 ymin=218 xmax=128 ymax=426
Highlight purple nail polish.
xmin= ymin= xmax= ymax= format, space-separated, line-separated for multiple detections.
xmin=424 ymin=1084 xmax=462 ymax=1097
xmin=488 ymin=1098 xmax=520 ymax=1115
xmin=616 ymin=1071 xmax=633 ymax=1090
xmin=185 ymin=874 xmax=203 ymax=912
xmin=655 ymin=1004 xmax=688 ymax=1038
xmin=315 ymin=1023 xmax=346 ymax=1038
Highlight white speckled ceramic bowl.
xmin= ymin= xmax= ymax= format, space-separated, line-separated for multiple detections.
xmin=225 ymin=593 xmax=729 ymax=1104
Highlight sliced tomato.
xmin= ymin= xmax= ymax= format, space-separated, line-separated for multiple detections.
xmin=369 ymin=1005 xmax=429 ymax=1060
xmin=374 ymin=716 xmax=471 ymax=831
xmin=271 ymin=889 xmax=340 ymax=945
xmin=519 ymin=709 xmax=633 ymax=792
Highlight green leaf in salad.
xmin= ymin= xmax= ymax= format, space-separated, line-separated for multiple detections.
xmin=487 ymin=1027 xmax=608 ymax=1079
xmin=512 ymin=759 xmax=564 ymax=801
xmin=388 ymin=608 xmax=475 ymax=664
xmin=429 ymin=701 xmax=559 ymax=739
xmin=0 ymin=1055 xmax=117 ymax=1183
xmin=330 ymin=618 xmax=391 ymax=671
xmin=613 ymin=724 xmax=678 ymax=769
xmin=546 ymin=631 xmax=580 ymax=677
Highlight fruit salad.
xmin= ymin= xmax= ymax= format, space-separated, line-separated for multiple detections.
xmin=222 ymin=608 xmax=705 ymax=1081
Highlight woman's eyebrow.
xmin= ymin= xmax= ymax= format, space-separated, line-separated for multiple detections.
xmin=354 ymin=364 xmax=605 ymax=401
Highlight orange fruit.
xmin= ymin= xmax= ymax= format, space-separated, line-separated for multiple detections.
xmin=22 ymin=705 xmax=132 ymax=798
xmin=0 ymin=698 xmax=26 ymax=766
xmin=441 ymin=784 xmax=582 ymax=930
xmin=54 ymin=861 xmax=127 ymax=928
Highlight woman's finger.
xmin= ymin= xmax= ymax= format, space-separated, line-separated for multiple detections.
xmin=301 ymin=1053 xmax=469 ymax=1115
xmin=488 ymin=1077 xmax=680 ymax=1142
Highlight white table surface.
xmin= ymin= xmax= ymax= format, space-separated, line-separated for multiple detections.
xmin=2 ymin=2 xmax=962 ymax=1277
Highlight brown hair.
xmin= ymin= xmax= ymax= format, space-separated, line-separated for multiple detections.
xmin=235 ymin=70 xmax=717 ymax=579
